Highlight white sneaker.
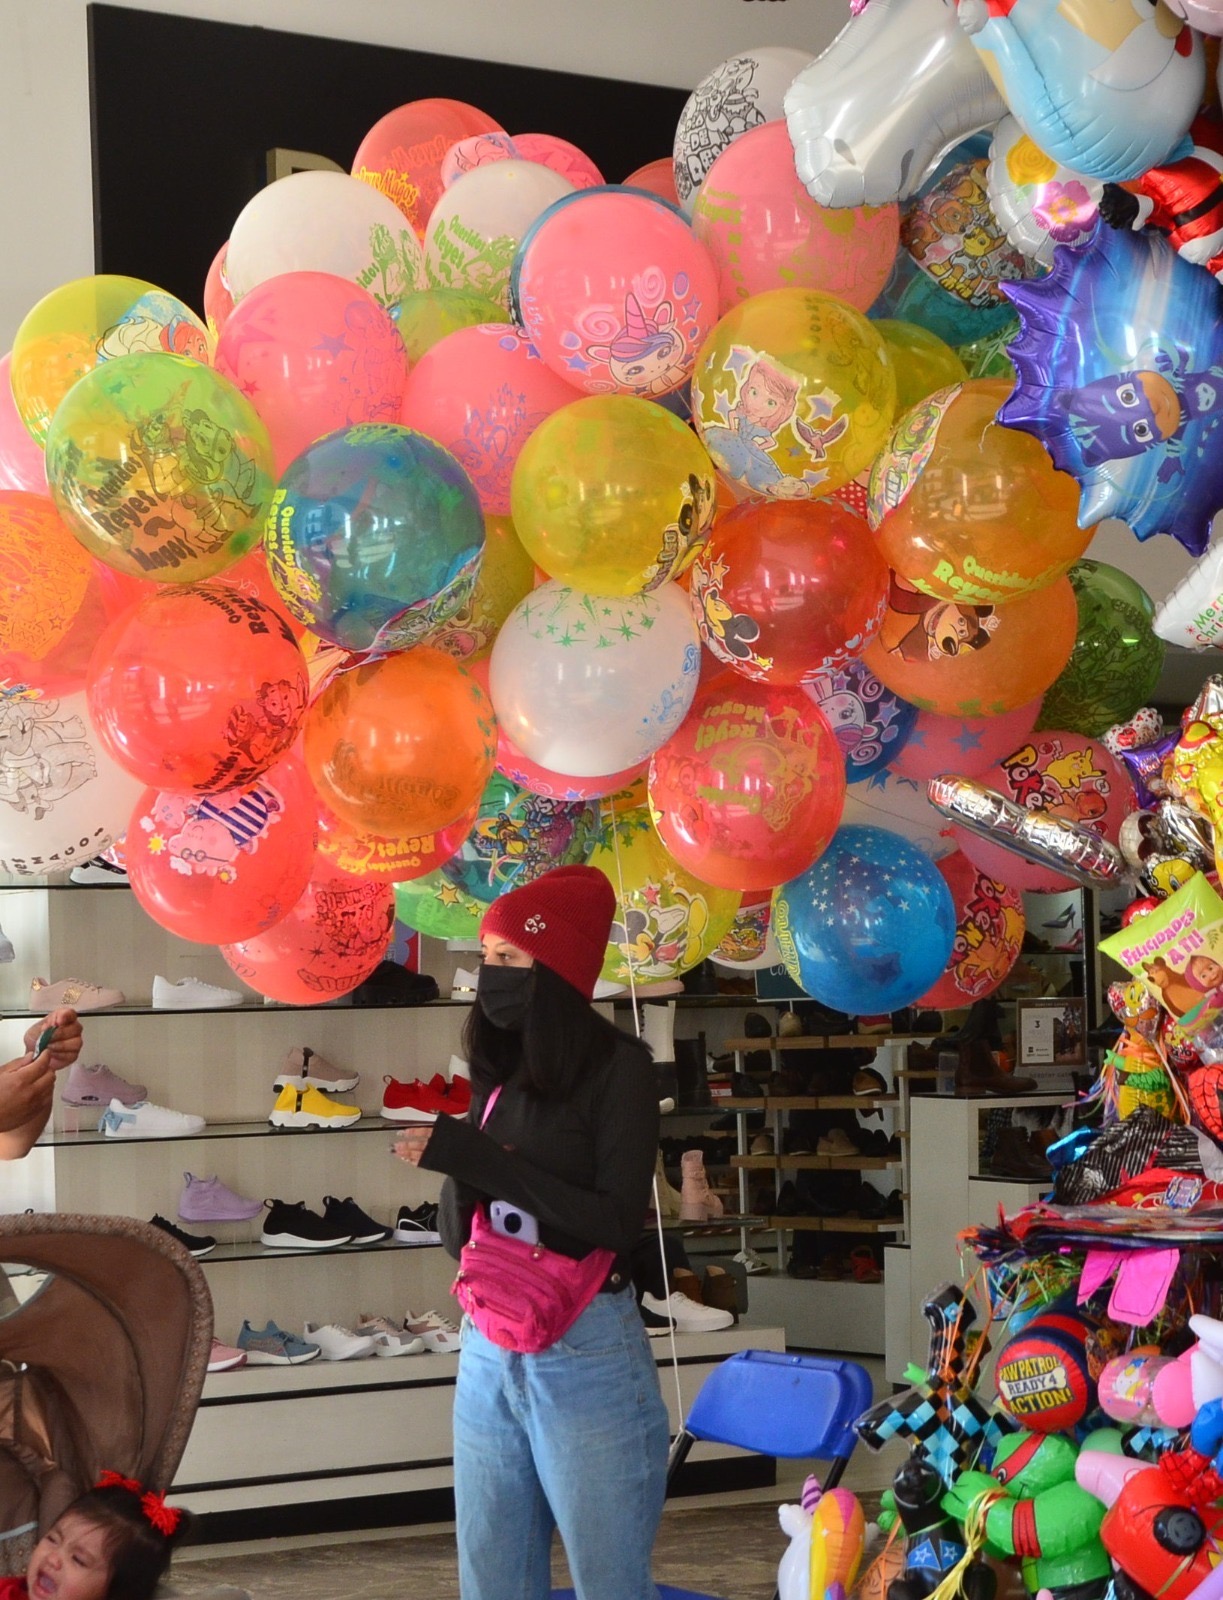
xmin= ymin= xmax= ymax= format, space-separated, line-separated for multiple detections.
xmin=640 ymin=1291 xmax=734 ymax=1334
xmin=450 ymin=968 xmax=478 ymax=1002
xmin=445 ymin=1053 xmax=470 ymax=1083
xmin=303 ymin=1321 xmax=377 ymax=1361
xmin=404 ymin=1308 xmax=463 ymax=1352
xmin=69 ymin=858 xmax=129 ymax=886
xmin=355 ymin=1313 xmax=427 ymax=1357
xmin=99 ymin=1098 xmax=206 ymax=1139
xmin=734 ymin=1248 xmax=772 ymax=1276
xmin=153 ymin=975 xmax=243 ymax=1010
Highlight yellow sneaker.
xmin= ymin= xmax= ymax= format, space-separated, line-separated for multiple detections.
xmin=268 ymin=1084 xmax=362 ymax=1130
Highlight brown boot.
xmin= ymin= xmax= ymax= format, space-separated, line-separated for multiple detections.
xmin=671 ymin=1267 xmax=705 ymax=1303
xmin=990 ymin=1127 xmax=1053 ymax=1180
xmin=954 ymin=1039 xmax=1037 ymax=1096
xmin=701 ymin=1265 xmax=739 ymax=1320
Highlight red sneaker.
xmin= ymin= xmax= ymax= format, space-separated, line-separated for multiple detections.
xmin=381 ymin=1076 xmax=451 ymax=1124
xmin=440 ymin=1075 xmax=472 ymax=1116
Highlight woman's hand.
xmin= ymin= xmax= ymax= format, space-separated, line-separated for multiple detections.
xmin=24 ymin=1008 xmax=82 ymax=1071
xmin=393 ymin=1128 xmax=433 ymax=1166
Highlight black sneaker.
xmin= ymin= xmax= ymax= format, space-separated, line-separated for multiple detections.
xmin=260 ymin=1199 xmax=353 ymax=1250
xmin=638 ymin=1298 xmax=677 ymax=1337
xmin=350 ymin=962 xmax=440 ymax=1007
xmin=393 ymin=1202 xmax=441 ymax=1246
xmin=150 ymin=1213 xmax=216 ymax=1258
xmin=322 ymin=1194 xmax=391 ymax=1245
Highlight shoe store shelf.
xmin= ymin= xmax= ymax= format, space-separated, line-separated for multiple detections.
xmin=730 ymin=1154 xmax=899 ymax=1172
xmin=722 ymin=1033 xmax=939 ymax=1051
xmin=767 ymin=1215 xmax=905 ymax=1234
xmin=4 ymin=999 xmax=486 ymax=1017
xmin=202 ymin=1238 xmax=441 ymax=1266
xmin=723 ymin=1093 xmax=899 ymax=1112
xmin=42 ymin=1115 xmax=400 ymax=1147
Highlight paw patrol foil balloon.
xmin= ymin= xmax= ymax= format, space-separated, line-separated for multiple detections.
xmin=1000 ymin=224 xmax=1223 ymax=555
xmin=785 ymin=0 xmax=1006 ymax=209
xmin=955 ymin=0 xmax=1203 ymax=182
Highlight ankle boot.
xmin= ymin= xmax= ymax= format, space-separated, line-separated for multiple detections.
xmin=673 ymin=1036 xmax=711 ymax=1108
xmin=680 ymin=1149 xmax=723 ymax=1221
xmin=701 ymin=1265 xmax=740 ymax=1320
xmin=651 ymin=1150 xmax=682 ymax=1219
xmin=954 ymin=1039 xmax=1037 ymax=1096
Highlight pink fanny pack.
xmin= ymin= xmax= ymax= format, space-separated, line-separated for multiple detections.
xmin=452 ymin=1086 xmax=615 ymax=1354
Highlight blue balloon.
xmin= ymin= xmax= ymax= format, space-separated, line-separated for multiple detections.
xmin=804 ymin=660 xmax=918 ymax=786
xmin=1001 ymin=223 xmax=1223 ymax=556
xmin=773 ymin=825 xmax=955 ymax=1015
xmin=264 ymin=424 xmax=485 ymax=653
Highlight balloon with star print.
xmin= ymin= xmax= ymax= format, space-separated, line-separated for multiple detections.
xmin=804 ymin=660 xmax=917 ymax=784
xmin=773 ymin=824 xmax=956 ymax=1014
xmin=889 ymin=698 xmax=1043 ymax=783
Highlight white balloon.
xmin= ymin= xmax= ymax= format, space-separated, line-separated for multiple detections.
xmin=0 ymin=691 xmax=141 ymax=876
xmin=1154 ymin=539 xmax=1223 ymax=649
xmin=227 ymin=171 xmax=424 ymax=310
xmin=1166 ymin=0 xmax=1223 ymax=34
xmin=673 ymin=47 xmax=815 ymax=213
xmin=784 ymin=0 xmax=1006 ymax=208
xmin=840 ymin=767 xmax=956 ymax=861
xmin=425 ymin=160 xmax=574 ymax=309
xmin=986 ymin=117 xmax=1103 ymax=269
xmin=490 ymin=581 xmax=700 ymax=777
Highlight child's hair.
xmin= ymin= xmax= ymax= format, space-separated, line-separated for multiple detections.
xmin=59 ymin=1474 xmax=194 ymax=1600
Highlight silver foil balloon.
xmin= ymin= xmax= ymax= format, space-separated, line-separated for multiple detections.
xmin=927 ymin=773 xmax=1128 ymax=887
xmin=785 ymin=0 xmax=1007 ymax=208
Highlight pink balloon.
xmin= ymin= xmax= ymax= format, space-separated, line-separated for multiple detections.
xmin=0 ymin=353 xmax=48 ymax=493
xmin=955 ymin=728 xmax=1132 ymax=893
xmin=512 ymin=133 xmax=604 ymax=191
xmin=214 ymin=272 xmax=408 ymax=476
xmin=515 ymin=188 xmax=720 ymax=399
xmin=399 ymin=322 xmax=576 ymax=514
xmin=622 ymin=159 xmax=679 ymax=206
xmin=691 ymin=121 xmax=899 ymax=314
xmin=204 ymin=241 xmax=234 ymax=343
xmin=890 ymin=699 xmax=1043 ymax=783
xmin=440 ymin=132 xmax=521 ymax=189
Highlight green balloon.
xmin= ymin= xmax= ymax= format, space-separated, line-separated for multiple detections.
xmin=1038 ymin=559 xmax=1165 ymax=738
xmin=393 ymin=869 xmax=484 ymax=942
xmin=393 ymin=288 xmax=505 ymax=364
xmin=956 ymin=317 xmax=1019 ymax=381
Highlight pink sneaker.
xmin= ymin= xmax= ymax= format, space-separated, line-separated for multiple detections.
xmin=178 ymin=1172 xmax=263 ymax=1224
xmin=30 ymin=976 xmax=125 ymax=1012
xmin=207 ymin=1337 xmax=247 ymax=1372
xmin=62 ymin=1062 xmax=147 ymax=1109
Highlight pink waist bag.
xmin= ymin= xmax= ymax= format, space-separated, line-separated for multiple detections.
xmin=452 ymin=1085 xmax=614 ymax=1354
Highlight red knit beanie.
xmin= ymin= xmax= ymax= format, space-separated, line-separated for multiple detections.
xmin=479 ymin=865 xmax=616 ymax=1000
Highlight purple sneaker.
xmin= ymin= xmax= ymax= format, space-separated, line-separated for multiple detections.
xmin=61 ymin=1062 xmax=147 ymax=1109
xmin=179 ymin=1172 xmax=263 ymax=1224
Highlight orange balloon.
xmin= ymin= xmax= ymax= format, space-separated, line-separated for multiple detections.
xmin=870 ymin=381 xmax=1093 ymax=606
xmin=305 ymin=646 xmax=496 ymax=837
xmin=862 ymin=571 xmax=1078 ymax=717
xmin=316 ymin=798 xmax=477 ymax=881
xmin=0 ymin=491 xmax=93 ymax=683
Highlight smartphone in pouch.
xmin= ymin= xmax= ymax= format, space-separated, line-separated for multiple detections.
xmin=489 ymin=1200 xmax=540 ymax=1246
xmin=35 ymin=1027 xmax=55 ymax=1056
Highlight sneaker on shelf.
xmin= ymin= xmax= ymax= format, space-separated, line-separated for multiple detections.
xmin=207 ymin=1337 xmax=247 ymax=1372
xmin=303 ymin=1321 xmax=377 ymax=1361
xmin=381 ymin=1075 xmax=464 ymax=1124
xmin=261 ymin=1198 xmax=352 ymax=1250
xmin=149 ymin=1214 xmax=216 ymax=1258
xmin=640 ymin=1291 xmax=734 ymax=1334
xmin=69 ymin=857 xmax=129 ymax=887
xmin=403 ymin=1308 xmax=462 ymax=1353
xmin=152 ymin=975 xmax=243 ymax=1010
xmin=62 ymin=1062 xmax=147 ymax=1109
xmin=733 ymin=1247 xmax=771 ymax=1276
xmin=852 ymin=1066 xmax=889 ymax=1096
xmin=350 ymin=962 xmax=440 ymax=1007
xmin=451 ymin=968 xmax=479 ymax=1002
xmin=99 ymin=1098 xmax=206 ymax=1139
xmin=393 ymin=1202 xmax=441 ymax=1246
xmin=236 ymin=1320 xmax=320 ymax=1366
xmin=179 ymin=1172 xmax=263 ymax=1224
xmin=273 ymin=1046 xmax=359 ymax=1094
xmin=322 ymin=1195 xmax=391 ymax=1245
xmin=268 ymin=1084 xmax=362 ymax=1131
xmin=30 ymin=977 xmax=125 ymax=1013
xmin=354 ymin=1313 xmax=427 ymax=1357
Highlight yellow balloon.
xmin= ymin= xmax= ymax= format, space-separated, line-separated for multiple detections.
xmin=12 ymin=275 xmax=210 ymax=447
xmin=393 ymin=288 xmax=504 ymax=364
xmin=588 ymin=806 xmax=740 ymax=985
xmin=873 ymin=319 xmax=968 ymax=415
xmin=692 ymin=288 xmax=896 ymax=501
xmin=430 ymin=512 xmax=535 ymax=660
xmin=510 ymin=396 xmax=717 ymax=597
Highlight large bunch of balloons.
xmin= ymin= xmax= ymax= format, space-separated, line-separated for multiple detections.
xmin=0 ymin=19 xmax=1211 ymax=1009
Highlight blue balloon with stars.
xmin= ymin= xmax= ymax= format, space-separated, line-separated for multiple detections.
xmin=773 ymin=824 xmax=956 ymax=1015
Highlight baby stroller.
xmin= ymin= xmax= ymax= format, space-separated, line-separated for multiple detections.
xmin=0 ymin=1212 xmax=243 ymax=1597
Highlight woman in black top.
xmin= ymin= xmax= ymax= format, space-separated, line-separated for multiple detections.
xmin=395 ymin=864 xmax=668 ymax=1600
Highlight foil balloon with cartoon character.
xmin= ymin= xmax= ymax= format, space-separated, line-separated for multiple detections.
xmin=1156 ymin=541 xmax=1223 ymax=649
xmin=1100 ymin=873 xmax=1223 ymax=1037
xmin=954 ymin=0 xmax=1203 ymax=182
xmin=986 ymin=117 xmax=1104 ymax=270
xmin=1000 ymin=223 xmax=1223 ymax=556
xmin=805 ymin=660 xmax=918 ymax=785
xmin=784 ymin=0 xmax=1006 ymax=209
xmin=1097 ymin=117 xmax=1223 ymax=283
xmin=1164 ymin=0 xmax=1223 ymax=32
xmin=900 ymin=159 xmax=1032 ymax=316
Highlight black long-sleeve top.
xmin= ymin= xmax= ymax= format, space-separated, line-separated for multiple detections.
xmin=420 ymin=1034 xmax=659 ymax=1261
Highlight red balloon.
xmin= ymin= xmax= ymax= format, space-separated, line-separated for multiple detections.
xmin=689 ymin=499 xmax=888 ymax=686
xmin=221 ymin=857 xmax=394 ymax=1004
xmin=87 ymin=583 xmax=308 ymax=793
xmin=916 ymin=850 xmax=1025 ymax=1009
xmin=204 ymin=241 xmax=234 ymax=343
xmin=127 ymin=755 xmax=317 ymax=943
xmin=649 ymin=671 xmax=846 ymax=891
xmin=316 ymin=798 xmax=477 ymax=881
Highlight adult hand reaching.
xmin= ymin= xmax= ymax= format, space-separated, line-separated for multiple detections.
xmin=23 ymin=1008 xmax=82 ymax=1072
xmin=394 ymin=1128 xmax=432 ymax=1167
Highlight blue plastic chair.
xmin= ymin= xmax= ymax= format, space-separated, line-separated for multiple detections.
xmin=553 ymin=1348 xmax=873 ymax=1600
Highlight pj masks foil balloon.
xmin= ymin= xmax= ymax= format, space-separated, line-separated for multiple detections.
xmin=1000 ymin=223 xmax=1223 ymax=556
xmin=955 ymin=0 xmax=1203 ymax=182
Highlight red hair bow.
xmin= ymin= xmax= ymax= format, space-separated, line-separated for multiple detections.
xmin=95 ymin=1470 xmax=182 ymax=1536
xmin=95 ymin=1470 xmax=141 ymax=1495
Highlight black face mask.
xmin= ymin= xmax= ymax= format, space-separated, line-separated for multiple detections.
xmin=477 ymin=964 xmax=534 ymax=1031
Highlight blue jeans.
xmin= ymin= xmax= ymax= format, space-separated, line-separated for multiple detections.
xmin=453 ymin=1288 xmax=670 ymax=1600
